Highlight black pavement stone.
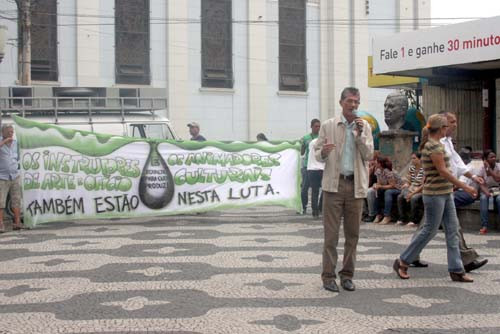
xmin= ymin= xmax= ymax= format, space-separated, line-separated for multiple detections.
xmin=249 ymin=314 xmax=324 ymax=332
xmin=3 ymin=285 xmax=497 ymax=320
xmin=1 ymin=209 xmax=499 ymax=332
xmin=380 ymin=329 xmax=500 ymax=334
xmin=67 ymin=332 xmax=200 ymax=334
xmin=0 ymin=284 xmax=47 ymax=297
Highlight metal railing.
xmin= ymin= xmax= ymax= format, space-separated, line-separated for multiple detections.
xmin=0 ymin=96 xmax=168 ymax=122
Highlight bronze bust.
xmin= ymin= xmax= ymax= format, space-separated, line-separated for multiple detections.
xmin=384 ymin=92 xmax=408 ymax=130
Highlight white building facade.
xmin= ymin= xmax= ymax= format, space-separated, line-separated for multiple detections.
xmin=0 ymin=0 xmax=430 ymax=140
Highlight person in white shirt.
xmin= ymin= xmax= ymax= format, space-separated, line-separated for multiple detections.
xmin=307 ymin=138 xmax=325 ymax=218
xmin=437 ymin=111 xmax=487 ymax=272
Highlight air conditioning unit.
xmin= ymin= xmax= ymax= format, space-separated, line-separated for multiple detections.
xmin=139 ymin=87 xmax=167 ymax=109
xmin=32 ymin=86 xmax=54 ymax=108
xmin=10 ymin=87 xmax=33 ymax=107
xmin=105 ymin=87 xmax=120 ymax=108
xmin=53 ymin=87 xmax=105 ymax=108
xmin=119 ymin=88 xmax=139 ymax=107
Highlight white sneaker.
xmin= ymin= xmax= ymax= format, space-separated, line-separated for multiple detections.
xmin=396 ymin=220 xmax=404 ymax=225
xmin=407 ymin=222 xmax=417 ymax=227
xmin=379 ymin=216 xmax=392 ymax=225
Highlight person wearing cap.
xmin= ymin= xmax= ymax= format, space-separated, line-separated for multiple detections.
xmin=256 ymin=133 xmax=268 ymax=141
xmin=187 ymin=122 xmax=206 ymax=141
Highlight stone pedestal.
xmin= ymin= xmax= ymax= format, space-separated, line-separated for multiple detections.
xmin=379 ymin=130 xmax=418 ymax=175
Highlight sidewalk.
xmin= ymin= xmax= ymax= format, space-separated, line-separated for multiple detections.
xmin=0 ymin=207 xmax=499 ymax=333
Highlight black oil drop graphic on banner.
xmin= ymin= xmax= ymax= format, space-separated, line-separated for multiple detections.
xmin=139 ymin=142 xmax=174 ymax=209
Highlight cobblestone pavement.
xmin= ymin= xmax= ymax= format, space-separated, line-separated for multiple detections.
xmin=1 ymin=207 xmax=499 ymax=334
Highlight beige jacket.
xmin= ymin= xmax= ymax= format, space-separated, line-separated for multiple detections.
xmin=314 ymin=115 xmax=374 ymax=198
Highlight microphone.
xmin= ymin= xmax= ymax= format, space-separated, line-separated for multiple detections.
xmin=353 ymin=111 xmax=363 ymax=133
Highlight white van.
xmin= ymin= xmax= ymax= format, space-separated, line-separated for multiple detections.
xmin=1 ymin=111 xmax=178 ymax=140
xmin=0 ymin=93 xmax=179 ymax=222
xmin=0 ymin=93 xmax=179 ymax=140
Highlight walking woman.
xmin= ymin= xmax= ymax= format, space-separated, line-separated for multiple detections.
xmin=393 ymin=114 xmax=477 ymax=282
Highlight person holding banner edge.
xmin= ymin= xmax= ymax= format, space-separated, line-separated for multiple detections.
xmin=314 ymin=87 xmax=374 ymax=293
xmin=0 ymin=124 xmax=24 ymax=232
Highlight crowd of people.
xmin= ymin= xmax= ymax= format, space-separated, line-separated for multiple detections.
xmin=361 ymin=152 xmax=425 ymax=226
xmin=299 ymin=87 xmax=492 ymax=293
xmin=300 ymin=111 xmax=500 ymax=237
xmin=0 ymin=88 xmax=496 ymax=292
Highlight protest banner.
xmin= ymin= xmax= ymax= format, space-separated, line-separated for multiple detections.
xmin=14 ymin=116 xmax=301 ymax=226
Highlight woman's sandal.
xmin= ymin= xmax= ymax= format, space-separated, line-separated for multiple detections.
xmin=393 ymin=258 xmax=410 ymax=279
xmin=449 ymin=272 xmax=473 ymax=283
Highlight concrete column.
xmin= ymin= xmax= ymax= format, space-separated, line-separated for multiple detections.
xmin=167 ymin=1 xmax=190 ymax=137
xmin=414 ymin=0 xmax=431 ymax=30
xmin=319 ymin=0 xmax=350 ymax=121
xmin=495 ymin=79 xmax=500 ymax=152
xmin=331 ymin=0 xmax=350 ymax=114
xmin=76 ymin=0 xmax=101 ymax=86
xmin=396 ymin=0 xmax=414 ymax=33
xmin=352 ymin=0 xmax=369 ymax=93
xmin=319 ymin=0 xmax=332 ymax=121
xmin=247 ymin=0 xmax=268 ymax=140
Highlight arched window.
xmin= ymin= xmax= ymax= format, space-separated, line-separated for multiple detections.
xmin=115 ymin=0 xmax=150 ymax=85
xmin=29 ymin=0 xmax=58 ymax=81
xmin=201 ymin=0 xmax=233 ymax=88
xmin=279 ymin=0 xmax=307 ymax=91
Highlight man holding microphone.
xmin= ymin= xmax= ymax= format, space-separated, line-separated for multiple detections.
xmin=314 ymin=87 xmax=374 ymax=292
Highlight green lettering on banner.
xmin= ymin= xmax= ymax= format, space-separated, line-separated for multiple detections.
xmin=14 ymin=115 xmax=303 ymax=227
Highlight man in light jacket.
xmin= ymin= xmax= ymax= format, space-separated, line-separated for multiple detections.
xmin=314 ymin=87 xmax=374 ymax=293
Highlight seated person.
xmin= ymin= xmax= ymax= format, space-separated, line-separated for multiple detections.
xmin=373 ymin=157 xmax=402 ymax=224
xmin=478 ymin=149 xmax=500 ymax=235
xmin=363 ymin=152 xmax=380 ymax=222
xmin=396 ymin=152 xmax=424 ymax=226
xmin=453 ymin=146 xmax=482 ymax=209
xmin=459 ymin=146 xmax=473 ymax=165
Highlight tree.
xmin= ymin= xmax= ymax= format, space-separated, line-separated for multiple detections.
xmin=13 ymin=0 xmax=31 ymax=85
xmin=400 ymin=88 xmax=423 ymax=114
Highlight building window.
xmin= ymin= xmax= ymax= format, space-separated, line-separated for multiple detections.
xmin=279 ymin=0 xmax=307 ymax=91
xmin=29 ymin=0 xmax=58 ymax=81
xmin=115 ymin=0 xmax=150 ymax=85
xmin=201 ymin=0 xmax=233 ymax=88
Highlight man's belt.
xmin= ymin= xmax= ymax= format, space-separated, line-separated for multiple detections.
xmin=339 ymin=173 xmax=354 ymax=180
